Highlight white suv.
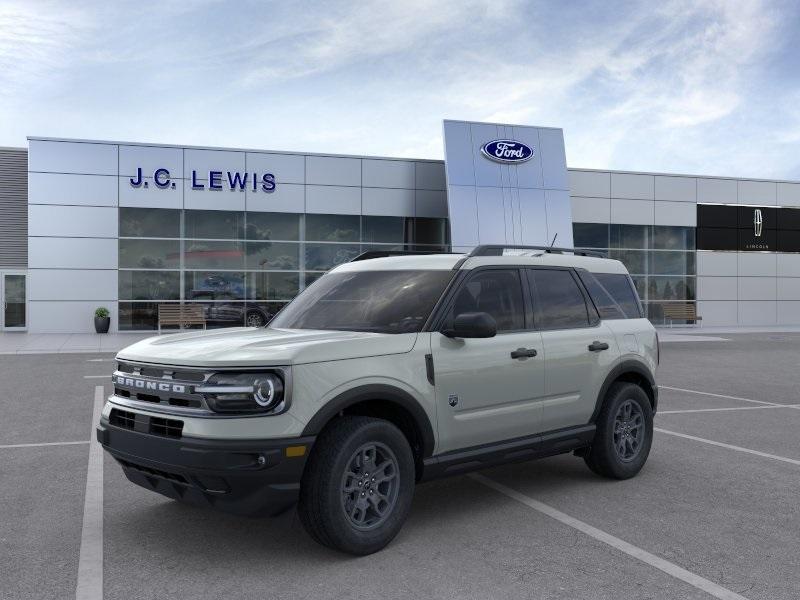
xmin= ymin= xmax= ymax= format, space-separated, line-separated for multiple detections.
xmin=98 ymin=245 xmax=659 ymax=555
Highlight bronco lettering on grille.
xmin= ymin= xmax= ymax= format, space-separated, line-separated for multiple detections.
xmin=114 ymin=375 xmax=187 ymax=394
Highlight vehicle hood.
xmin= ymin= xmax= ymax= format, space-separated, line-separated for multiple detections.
xmin=116 ymin=327 xmax=418 ymax=367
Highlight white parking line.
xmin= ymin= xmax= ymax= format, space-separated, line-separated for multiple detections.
xmin=658 ymin=404 xmax=800 ymax=415
xmin=75 ymin=386 xmax=103 ymax=600
xmin=470 ymin=473 xmax=750 ymax=600
xmin=660 ymin=386 xmax=778 ymax=406
xmin=655 ymin=428 xmax=800 ymax=467
xmin=83 ymin=375 xmax=110 ymax=379
xmin=0 ymin=440 xmax=89 ymax=449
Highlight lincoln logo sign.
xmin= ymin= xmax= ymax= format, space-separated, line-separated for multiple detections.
xmin=754 ymin=208 xmax=763 ymax=237
xmin=129 ymin=167 xmax=276 ymax=193
xmin=480 ymin=140 xmax=534 ymax=163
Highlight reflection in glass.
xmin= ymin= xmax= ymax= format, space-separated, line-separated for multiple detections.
xmin=306 ymin=214 xmax=360 ymax=242
xmin=3 ymin=274 xmax=26 ymax=328
xmin=652 ymin=226 xmax=695 ymax=250
xmin=245 ymin=242 xmax=300 ymax=269
xmin=184 ymin=241 xmax=245 ymax=269
xmin=245 ymin=212 xmax=301 ymax=241
xmin=245 ymin=272 xmax=299 ymax=300
xmin=305 ymin=244 xmax=361 ymax=270
xmin=649 ymin=251 xmax=695 ymax=275
xmin=647 ymin=277 xmax=695 ymax=301
xmin=120 ymin=208 xmax=180 ymax=238
xmin=118 ymin=302 xmax=161 ymax=330
xmin=184 ymin=272 xmax=246 ymax=300
xmin=184 ymin=210 xmax=245 ymax=239
xmin=573 ymin=223 xmax=610 ymax=249
xmin=119 ymin=239 xmax=180 ymax=269
xmin=414 ymin=218 xmax=448 ymax=246
xmin=119 ymin=271 xmax=180 ymax=300
xmin=610 ymin=224 xmax=649 ymax=249
xmin=362 ymin=216 xmax=407 ymax=244
xmin=609 ymin=250 xmax=647 ymax=275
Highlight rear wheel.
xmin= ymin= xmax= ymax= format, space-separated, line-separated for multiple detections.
xmin=298 ymin=416 xmax=415 ymax=555
xmin=584 ymin=382 xmax=653 ymax=479
xmin=245 ymin=311 xmax=266 ymax=327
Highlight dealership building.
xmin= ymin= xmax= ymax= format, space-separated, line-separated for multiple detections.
xmin=1 ymin=119 xmax=800 ymax=333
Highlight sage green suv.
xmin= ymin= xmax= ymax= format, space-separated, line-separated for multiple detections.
xmin=97 ymin=245 xmax=658 ymax=555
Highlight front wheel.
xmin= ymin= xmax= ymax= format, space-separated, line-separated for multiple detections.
xmin=298 ymin=416 xmax=415 ymax=555
xmin=584 ymin=382 xmax=653 ymax=479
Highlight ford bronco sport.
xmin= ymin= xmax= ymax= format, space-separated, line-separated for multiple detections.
xmin=97 ymin=245 xmax=658 ymax=555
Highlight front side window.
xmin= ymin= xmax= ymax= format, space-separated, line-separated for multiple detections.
xmin=270 ymin=270 xmax=453 ymax=333
xmin=447 ymin=269 xmax=525 ymax=332
xmin=594 ymin=272 xmax=644 ymax=318
xmin=529 ymin=269 xmax=590 ymax=329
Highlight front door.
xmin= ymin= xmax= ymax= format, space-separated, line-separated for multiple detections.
xmin=1 ymin=272 xmax=27 ymax=330
xmin=432 ymin=268 xmax=545 ymax=454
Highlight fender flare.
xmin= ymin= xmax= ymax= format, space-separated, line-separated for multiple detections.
xmin=301 ymin=384 xmax=436 ymax=458
xmin=590 ymin=360 xmax=657 ymax=422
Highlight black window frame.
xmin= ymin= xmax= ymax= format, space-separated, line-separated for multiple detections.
xmin=431 ymin=266 xmax=533 ymax=334
xmin=526 ymin=266 xmax=600 ymax=331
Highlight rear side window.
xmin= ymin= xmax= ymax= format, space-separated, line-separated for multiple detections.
xmin=447 ymin=269 xmax=525 ymax=332
xmin=579 ymin=271 xmax=643 ymax=319
xmin=528 ymin=269 xmax=590 ymax=329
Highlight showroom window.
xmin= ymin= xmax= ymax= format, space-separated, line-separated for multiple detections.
xmin=573 ymin=222 xmax=696 ymax=324
xmin=118 ymin=208 xmax=449 ymax=330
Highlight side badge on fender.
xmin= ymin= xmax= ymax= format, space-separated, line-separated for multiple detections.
xmin=448 ymin=394 xmax=459 ymax=407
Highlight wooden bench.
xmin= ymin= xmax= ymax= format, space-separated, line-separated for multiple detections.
xmin=662 ymin=303 xmax=702 ymax=327
xmin=158 ymin=304 xmax=207 ymax=334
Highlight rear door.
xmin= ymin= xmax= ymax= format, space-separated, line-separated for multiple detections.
xmin=527 ymin=268 xmax=619 ymax=432
xmin=431 ymin=268 xmax=545 ymax=453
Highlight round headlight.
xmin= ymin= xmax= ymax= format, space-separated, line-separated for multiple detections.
xmin=254 ymin=378 xmax=276 ymax=407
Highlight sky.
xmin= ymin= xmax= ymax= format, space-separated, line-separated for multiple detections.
xmin=1 ymin=0 xmax=799 ymax=179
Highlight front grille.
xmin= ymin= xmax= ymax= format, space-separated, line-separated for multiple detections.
xmin=108 ymin=408 xmax=184 ymax=439
xmin=113 ymin=361 xmax=210 ymax=412
xmin=109 ymin=408 xmax=135 ymax=430
xmin=117 ymin=458 xmax=188 ymax=484
xmin=149 ymin=417 xmax=183 ymax=438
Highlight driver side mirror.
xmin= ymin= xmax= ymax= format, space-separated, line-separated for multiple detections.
xmin=442 ymin=312 xmax=497 ymax=339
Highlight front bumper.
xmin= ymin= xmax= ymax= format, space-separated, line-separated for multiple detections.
xmin=97 ymin=421 xmax=315 ymax=516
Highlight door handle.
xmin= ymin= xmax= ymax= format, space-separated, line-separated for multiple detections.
xmin=588 ymin=341 xmax=610 ymax=352
xmin=510 ymin=347 xmax=538 ymax=359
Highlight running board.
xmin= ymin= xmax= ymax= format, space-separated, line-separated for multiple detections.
xmin=420 ymin=424 xmax=596 ymax=482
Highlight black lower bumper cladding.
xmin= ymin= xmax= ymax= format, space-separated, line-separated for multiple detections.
xmin=97 ymin=422 xmax=315 ymax=516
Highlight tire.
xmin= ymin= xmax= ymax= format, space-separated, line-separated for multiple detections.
xmin=298 ymin=416 xmax=415 ymax=555
xmin=584 ymin=382 xmax=653 ymax=479
xmin=245 ymin=311 xmax=266 ymax=327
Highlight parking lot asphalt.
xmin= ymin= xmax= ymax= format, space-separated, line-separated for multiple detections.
xmin=2 ymin=333 xmax=799 ymax=600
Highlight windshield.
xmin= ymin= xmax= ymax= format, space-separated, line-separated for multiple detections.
xmin=269 ymin=270 xmax=454 ymax=333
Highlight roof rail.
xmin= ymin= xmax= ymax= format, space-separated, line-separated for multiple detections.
xmin=468 ymin=245 xmax=606 ymax=258
xmin=350 ymin=249 xmax=461 ymax=262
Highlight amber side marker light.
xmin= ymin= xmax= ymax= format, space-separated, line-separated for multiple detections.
xmin=285 ymin=445 xmax=307 ymax=458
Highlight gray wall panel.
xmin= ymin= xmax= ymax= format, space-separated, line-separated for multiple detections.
xmin=305 ymin=156 xmax=360 ymax=186
xmin=415 ymin=190 xmax=448 ymax=218
xmin=245 ymin=182 xmax=304 ymax=213
xmin=28 ymin=237 xmax=118 ymax=269
xmin=697 ymin=178 xmax=737 ymax=203
xmin=362 ymin=160 xmax=415 ymax=189
xmin=415 ymin=162 xmax=446 ymax=191
xmin=28 ymin=140 xmax=117 ymax=175
xmin=568 ymin=170 xmax=610 ymax=198
xmin=29 ymin=269 xmax=117 ymax=301
xmin=28 ymin=300 xmax=118 ymax=333
xmin=305 ymin=185 xmax=361 ymax=214
xmin=120 ymin=175 xmax=182 ymax=209
xmin=362 ymin=188 xmax=415 ymax=216
xmin=29 ymin=172 xmax=117 ymax=207
xmin=654 ymin=176 xmax=696 ymax=202
xmin=28 ymin=205 xmax=117 ymax=238
xmin=571 ymin=196 xmax=611 ymax=223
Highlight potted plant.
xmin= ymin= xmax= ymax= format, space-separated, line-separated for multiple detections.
xmin=94 ymin=307 xmax=110 ymax=334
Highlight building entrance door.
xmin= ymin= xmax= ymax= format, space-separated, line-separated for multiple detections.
xmin=1 ymin=272 xmax=27 ymax=330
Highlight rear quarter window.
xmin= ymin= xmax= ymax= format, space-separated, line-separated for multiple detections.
xmin=578 ymin=271 xmax=643 ymax=319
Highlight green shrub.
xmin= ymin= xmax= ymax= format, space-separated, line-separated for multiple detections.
xmin=95 ymin=307 xmax=109 ymax=319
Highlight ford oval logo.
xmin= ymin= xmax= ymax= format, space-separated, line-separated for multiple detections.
xmin=480 ymin=139 xmax=534 ymax=163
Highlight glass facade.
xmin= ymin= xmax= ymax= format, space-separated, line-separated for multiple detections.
xmin=573 ymin=223 xmax=696 ymax=324
xmin=118 ymin=208 xmax=448 ymax=330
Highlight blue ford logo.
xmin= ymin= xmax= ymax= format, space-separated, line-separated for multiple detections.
xmin=481 ymin=139 xmax=534 ymax=163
